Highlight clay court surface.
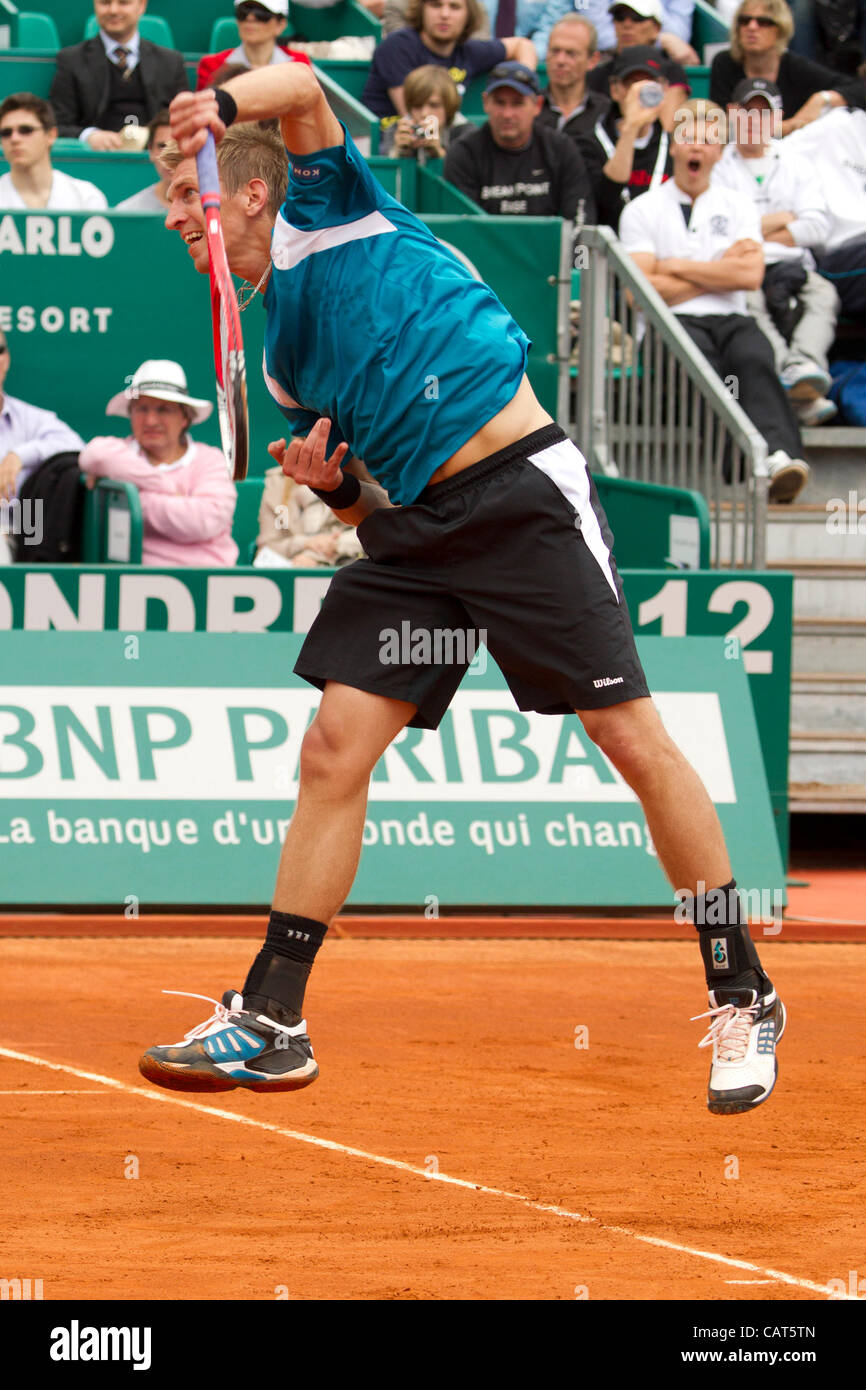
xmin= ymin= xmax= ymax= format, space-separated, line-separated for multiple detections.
xmin=2 ymin=935 xmax=863 ymax=1301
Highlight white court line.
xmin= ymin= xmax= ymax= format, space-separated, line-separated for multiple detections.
xmin=0 ymin=1088 xmax=108 ymax=1095
xmin=0 ymin=1044 xmax=852 ymax=1301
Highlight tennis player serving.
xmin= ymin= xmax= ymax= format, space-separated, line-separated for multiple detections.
xmin=140 ymin=66 xmax=785 ymax=1115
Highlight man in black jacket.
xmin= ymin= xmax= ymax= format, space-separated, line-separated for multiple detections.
xmin=535 ymin=15 xmax=611 ymax=159
xmin=443 ymin=60 xmax=596 ymax=222
xmin=49 ymin=0 xmax=187 ymax=150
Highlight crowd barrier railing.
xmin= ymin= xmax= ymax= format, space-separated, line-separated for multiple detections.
xmin=570 ymin=224 xmax=770 ymax=571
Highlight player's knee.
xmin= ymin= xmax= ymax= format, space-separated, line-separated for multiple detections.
xmin=580 ymin=701 xmax=678 ymax=783
xmin=299 ymin=714 xmax=374 ymax=793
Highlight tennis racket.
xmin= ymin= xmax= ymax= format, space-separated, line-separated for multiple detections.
xmin=196 ymin=132 xmax=249 ymax=481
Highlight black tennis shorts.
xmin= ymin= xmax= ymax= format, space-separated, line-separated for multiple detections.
xmin=294 ymin=423 xmax=650 ymax=729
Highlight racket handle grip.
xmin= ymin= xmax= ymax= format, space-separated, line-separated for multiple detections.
xmin=196 ymin=133 xmax=221 ymax=210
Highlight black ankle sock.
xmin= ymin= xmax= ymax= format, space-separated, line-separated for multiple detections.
xmin=242 ymin=911 xmax=328 ymax=1023
xmin=692 ymin=880 xmax=768 ymax=995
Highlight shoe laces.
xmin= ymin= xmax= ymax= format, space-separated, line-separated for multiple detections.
xmin=691 ymin=1001 xmax=759 ymax=1063
xmin=162 ymin=990 xmax=242 ymax=1043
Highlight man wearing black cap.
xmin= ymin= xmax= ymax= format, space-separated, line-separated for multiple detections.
xmin=443 ymin=60 xmax=596 ymax=219
xmin=586 ymin=45 xmax=673 ymax=228
xmin=713 ymin=78 xmax=840 ymax=426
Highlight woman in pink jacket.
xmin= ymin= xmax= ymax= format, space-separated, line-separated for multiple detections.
xmin=80 ymin=360 xmax=238 ymax=566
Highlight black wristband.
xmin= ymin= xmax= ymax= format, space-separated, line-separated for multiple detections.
xmin=213 ymin=87 xmax=238 ymax=128
xmin=311 ymin=471 xmax=362 ymax=510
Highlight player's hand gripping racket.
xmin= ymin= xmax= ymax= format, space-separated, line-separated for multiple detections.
xmin=197 ymin=132 xmax=249 ymax=481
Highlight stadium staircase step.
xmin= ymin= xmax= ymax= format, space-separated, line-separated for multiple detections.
xmin=766 ymin=503 xmax=866 ymax=813
xmin=800 ymin=426 xmax=866 ymax=504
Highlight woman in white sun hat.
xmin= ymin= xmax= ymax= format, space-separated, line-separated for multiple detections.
xmin=79 ymin=360 xmax=238 ymax=566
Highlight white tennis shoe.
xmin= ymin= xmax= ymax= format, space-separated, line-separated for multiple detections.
xmin=693 ymin=986 xmax=786 ymax=1114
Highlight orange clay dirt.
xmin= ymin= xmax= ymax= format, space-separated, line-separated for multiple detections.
xmin=1 ymin=936 xmax=863 ymax=1301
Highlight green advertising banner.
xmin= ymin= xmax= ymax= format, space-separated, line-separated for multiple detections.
xmin=0 ymin=211 xmax=561 ymax=466
xmin=0 ymin=632 xmax=784 ymax=910
xmin=0 ymin=564 xmax=794 ymax=864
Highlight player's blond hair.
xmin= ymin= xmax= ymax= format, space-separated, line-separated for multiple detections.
xmin=729 ymin=0 xmax=794 ymax=63
xmin=162 ymin=123 xmax=289 ymax=219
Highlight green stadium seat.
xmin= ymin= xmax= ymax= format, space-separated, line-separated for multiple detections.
xmin=289 ymin=0 xmax=380 ymax=41
xmin=231 ymin=477 xmax=265 ymax=564
xmin=15 ymin=12 xmax=61 ymax=50
xmin=81 ymin=478 xmax=144 ymax=565
xmin=592 ymin=475 xmax=711 ymax=569
xmin=83 ymin=13 xmax=176 ymax=49
xmin=208 ymin=17 xmax=242 ymax=52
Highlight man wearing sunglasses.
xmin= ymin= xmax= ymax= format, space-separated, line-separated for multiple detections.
xmin=709 ymin=0 xmax=865 ymax=129
xmin=0 ymin=93 xmax=107 ymax=210
xmin=196 ymin=1 xmax=311 ymax=93
xmin=49 ymin=0 xmax=187 ymax=151
xmin=581 ymin=0 xmax=698 ymax=87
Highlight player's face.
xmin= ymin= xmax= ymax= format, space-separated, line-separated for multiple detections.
xmin=421 ymin=0 xmax=467 ymax=46
xmin=0 ymin=110 xmax=54 ymax=170
xmin=546 ymin=27 xmax=594 ymax=86
xmin=165 ymin=161 xmax=210 ymax=272
xmin=483 ymin=87 xmax=542 ymax=149
xmin=93 ymin=0 xmax=147 ymax=45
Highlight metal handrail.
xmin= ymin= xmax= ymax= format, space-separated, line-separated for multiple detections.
xmin=569 ymin=224 xmax=770 ymax=569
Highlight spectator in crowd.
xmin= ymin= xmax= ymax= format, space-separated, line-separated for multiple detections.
xmin=783 ymin=95 xmax=866 ymax=318
xmin=389 ymin=65 xmax=470 ymax=158
xmin=619 ymin=97 xmax=810 ymax=502
xmin=114 ymin=108 xmax=172 ymax=210
xmin=713 ymin=78 xmax=840 ymax=424
xmin=587 ymin=45 xmax=673 ymax=228
xmin=535 ymin=14 xmax=612 ymax=158
xmin=443 ymin=59 xmax=597 ymax=216
xmin=196 ymin=1 xmax=311 ymax=91
xmin=709 ymin=0 xmax=866 ymax=130
xmin=79 ymin=360 xmax=238 ymax=566
xmin=361 ymin=0 xmax=537 ymax=136
xmin=0 ymin=327 xmax=84 ymax=505
xmin=787 ymin=0 xmax=866 ymax=76
xmin=256 ymin=470 xmax=363 ymax=566
xmin=49 ymin=0 xmax=187 ymax=150
xmin=588 ymin=0 xmax=699 ymax=90
xmin=0 ymin=95 xmax=107 ymax=211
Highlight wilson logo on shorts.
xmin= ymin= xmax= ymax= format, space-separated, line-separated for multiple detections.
xmin=712 ymin=938 xmax=729 ymax=968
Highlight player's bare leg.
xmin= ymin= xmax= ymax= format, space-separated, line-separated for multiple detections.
xmin=271 ymin=682 xmax=417 ymax=923
xmin=577 ymin=696 xmax=785 ymax=1114
xmin=139 ymin=683 xmax=416 ymax=1093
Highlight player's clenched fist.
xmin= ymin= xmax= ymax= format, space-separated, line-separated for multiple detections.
xmin=169 ymin=90 xmax=225 ymax=157
xmin=269 ymin=417 xmax=349 ymax=492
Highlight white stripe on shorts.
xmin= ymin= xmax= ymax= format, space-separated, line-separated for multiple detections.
xmin=527 ymin=437 xmax=619 ymax=601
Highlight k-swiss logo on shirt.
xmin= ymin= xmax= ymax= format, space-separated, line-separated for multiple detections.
xmin=292 ymin=164 xmax=321 ymax=180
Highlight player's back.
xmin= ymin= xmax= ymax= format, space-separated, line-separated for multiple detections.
xmin=263 ymin=130 xmax=529 ymax=505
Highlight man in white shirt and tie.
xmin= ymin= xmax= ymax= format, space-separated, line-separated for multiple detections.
xmin=49 ymin=0 xmax=187 ymax=152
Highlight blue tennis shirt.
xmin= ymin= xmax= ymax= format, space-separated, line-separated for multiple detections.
xmin=262 ymin=128 xmax=530 ymax=506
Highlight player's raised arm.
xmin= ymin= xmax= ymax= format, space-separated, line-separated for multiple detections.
xmin=169 ymin=63 xmax=344 ymax=159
